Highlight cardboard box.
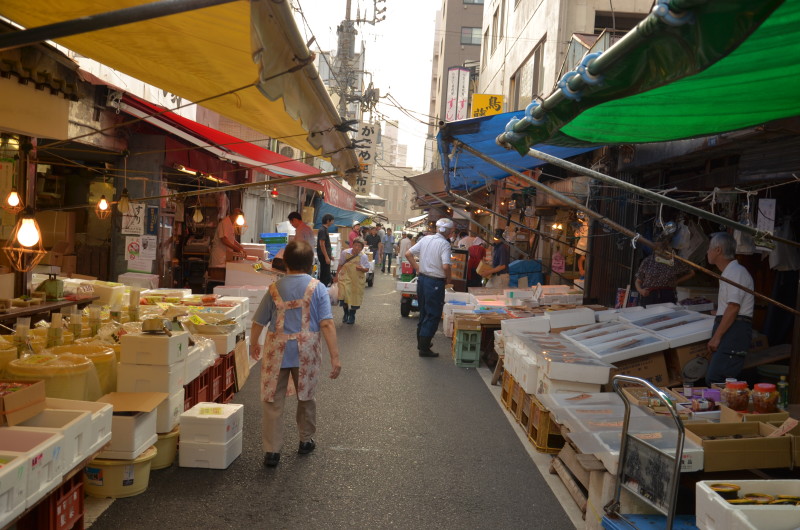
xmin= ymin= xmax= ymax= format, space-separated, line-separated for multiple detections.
xmin=768 ymin=421 xmax=800 ymax=468
xmin=0 ymin=380 xmax=46 ymax=426
xmin=684 ymin=422 xmax=791 ymax=471
xmin=607 ymin=352 xmax=673 ymax=389
xmin=621 ymin=386 xmax=688 ymax=408
xmin=665 ymin=341 xmax=707 ymax=382
xmin=117 ymin=361 xmax=186 ymax=394
xmin=120 ymin=331 xmax=190 ymax=365
xmin=453 ymin=315 xmax=481 ymax=332
xmin=97 ymin=392 xmax=167 ymax=457
xmin=156 ymin=388 xmax=185 ymax=434
xmin=180 ymin=402 xmax=243 ymax=444
xmin=719 ymin=405 xmax=789 ymax=424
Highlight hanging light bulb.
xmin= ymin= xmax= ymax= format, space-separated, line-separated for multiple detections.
xmin=95 ymin=194 xmax=111 ymax=219
xmin=192 ymin=206 xmax=204 ymax=224
xmin=17 ymin=211 xmax=40 ymax=247
xmin=271 ymin=187 xmax=279 ymax=197
xmin=117 ymin=188 xmax=131 ymax=214
xmin=235 ymin=213 xmax=246 ymax=227
xmin=3 ymin=187 xmax=23 ymax=214
xmin=98 ymin=196 xmax=108 ymax=210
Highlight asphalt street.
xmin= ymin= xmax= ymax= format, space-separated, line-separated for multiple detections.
xmin=89 ymin=270 xmax=575 ymax=529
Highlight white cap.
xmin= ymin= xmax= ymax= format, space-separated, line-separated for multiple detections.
xmin=353 ymin=220 xmax=361 ymax=227
xmin=436 ymin=218 xmax=454 ymax=233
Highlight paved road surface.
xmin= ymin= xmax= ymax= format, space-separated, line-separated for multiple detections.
xmin=90 ymin=271 xmax=574 ymax=529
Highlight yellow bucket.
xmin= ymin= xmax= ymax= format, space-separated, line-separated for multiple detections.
xmin=45 ymin=343 xmax=117 ymax=395
xmin=151 ymin=426 xmax=180 ymax=470
xmin=84 ymin=445 xmax=158 ymax=498
xmin=6 ymin=353 xmax=102 ymax=401
xmin=0 ymin=346 xmax=16 ymax=374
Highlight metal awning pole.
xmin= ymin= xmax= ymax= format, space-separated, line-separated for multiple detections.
xmin=526 ymin=147 xmax=800 ymax=249
xmin=0 ymin=0 xmax=238 ymax=52
xmin=453 ymin=139 xmax=800 ymax=317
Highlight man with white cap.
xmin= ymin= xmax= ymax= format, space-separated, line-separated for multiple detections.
xmin=405 ymin=218 xmax=455 ymax=357
xmin=348 ymin=220 xmax=361 ymax=247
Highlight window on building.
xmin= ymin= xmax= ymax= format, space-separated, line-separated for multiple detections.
xmin=463 ymin=0 xmax=484 ymax=4
xmin=491 ymin=9 xmax=499 ymax=53
xmin=594 ymin=12 xmax=646 ymax=34
xmin=482 ymin=27 xmax=490 ymax=66
xmin=511 ymin=39 xmax=544 ymax=110
xmin=461 ymin=27 xmax=482 ymax=46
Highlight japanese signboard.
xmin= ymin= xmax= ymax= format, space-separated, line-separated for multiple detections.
xmin=472 ymin=94 xmax=505 ymax=117
xmin=456 ymin=68 xmax=471 ymax=121
xmin=354 ymin=122 xmax=378 ymax=195
xmin=445 ymin=67 xmax=460 ymax=122
xmin=121 ymin=202 xmax=146 ymax=235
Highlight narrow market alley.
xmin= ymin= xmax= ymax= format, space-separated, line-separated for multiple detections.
xmin=88 ymin=272 xmax=577 ymax=529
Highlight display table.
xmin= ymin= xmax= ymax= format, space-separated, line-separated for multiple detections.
xmin=0 ymin=297 xmax=99 ymax=323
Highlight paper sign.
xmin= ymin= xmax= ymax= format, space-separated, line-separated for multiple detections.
xmin=140 ymin=235 xmax=157 ymax=260
xmin=122 ymin=202 xmax=146 ymax=235
xmin=188 ymin=314 xmax=207 ymax=326
xmin=199 ymin=406 xmax=224 ymax=416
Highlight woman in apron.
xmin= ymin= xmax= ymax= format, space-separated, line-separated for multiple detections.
xmin=249 ymin=241 xmax=341 ymax=468
xmin=334 ymin=237 xmax=370 ymax=324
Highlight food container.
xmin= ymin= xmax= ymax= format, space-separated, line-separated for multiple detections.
xmin=753 ymin=383 xmax=779 ymax=414
xmin=45 ymin=343 xmax=118 ymax=395
xmin=721 ymin=381 xmax=750 ymax=411
xmin=711 ymin=483 xmax=741 ymax=500
xmin=6 ymin=353 xmax=102 ymax=401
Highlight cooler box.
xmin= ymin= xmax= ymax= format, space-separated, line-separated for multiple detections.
xmin=179 ymin=431 xmax=243 ymax=470
xmin=45 ymin=397 xmax=113 ymax=455
xmin=180 ymin=402 xmax=243 ymax=444
xmin=0 ymin=429 xmax=65 ymax=508
xmin=119 ymin=331 xmax=190 ymax=365
xmin=156 ymin=388 xmax=185 ymax=434
xmin=13 ymin=409 xmax=92 ymax=469
xmin=117 ymin=361 xmax=186 ymax=394
xmin=97 ymin=392 xmax=166 ymax=460
xmin=0 ymin=452 xmax=27 ymax=528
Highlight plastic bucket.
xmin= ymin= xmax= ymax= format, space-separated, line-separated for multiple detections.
xmin=151 ymin=426 xmax=180 ymax=470
xmin=84 ymin=445 xmax=158 ymax=498
xmin=46 ymin=343 xmax=117 ymax=395
xmin=6 ymin=353 xmax=102 ymax=401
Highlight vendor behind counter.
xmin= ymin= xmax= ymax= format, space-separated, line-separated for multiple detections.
xmin=209 ymin=208 xmax=246 ymax=282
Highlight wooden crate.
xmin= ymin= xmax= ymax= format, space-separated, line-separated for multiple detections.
xmin=501 ymin=370 xmax=514 ymax=410
xmin=518 ymin=391 xmax=532 ymax=429
xmin=509 ymin=379 xmax=523 ymax=418
xmin=528 ymin=394 xmax=565 ymax=454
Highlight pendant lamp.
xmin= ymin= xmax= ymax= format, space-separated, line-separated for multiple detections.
xmin=234 ymin=211 xmax=247 ymax=235
xmin=95 ymin=194 xmax=111 ymax=219
xmin=271 ymin=187 xmax=279 ymax=197
xmin=2 ymin=208 xmax=46 ymax=272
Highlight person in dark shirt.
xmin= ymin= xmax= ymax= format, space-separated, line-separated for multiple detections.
xmin=317 ymin=214 xmax=334 ymax=286
xmin=365 ymin=226 xmax=382 ymax=266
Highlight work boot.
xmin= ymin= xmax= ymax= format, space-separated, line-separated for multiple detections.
xmin=346 ymin=309 xmax=356 ymax=325
xmin=418 ymin=336 xmax=439 ymax=357
xmin=342 ymin=304 xmax=349 ymax=323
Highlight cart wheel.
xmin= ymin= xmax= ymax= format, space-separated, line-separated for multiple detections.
xmin=400 ymin=298 xmax=411 ymax=317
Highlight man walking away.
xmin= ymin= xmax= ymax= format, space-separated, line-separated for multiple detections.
xmin=397 ymin=232 xmax=414 ymax=278
xmin=405 ymin=218 xmax=454 ymax=357
xmin=317 ymin=214 xmax=334 ymax=286
xmin=365 ymin=226 xmax=382 ymax=268
xmin=705 ymin=232 xmax=755 ymax=386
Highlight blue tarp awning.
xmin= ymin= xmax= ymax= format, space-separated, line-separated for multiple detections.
xmin=313 ymin=196 xmax=368 ymax=229
xmin=437 ymin=111 xmax=599 ymax=191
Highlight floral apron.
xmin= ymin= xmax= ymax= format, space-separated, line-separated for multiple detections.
xmin=338 ymin=250 xmax=366 ymax=307
xmin=260 ymin=278 xmax=322 ymax=403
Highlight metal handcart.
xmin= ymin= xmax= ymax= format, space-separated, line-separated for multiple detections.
xmin=601 ymin=375 xmax=697 ymax=529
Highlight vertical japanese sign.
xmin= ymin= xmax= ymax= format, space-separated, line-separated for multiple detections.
xmin=471 ymin=94 xmax=505 ymax=117
xmin=121 ymin=202 xmax=146 ymax=235
xmin=456 ymin=68 xmax=471 ymax=121
xmin=354 ymin=122 xmax=378 ymax=195
xmin=445 ymin=67 xmax=459 ymax=122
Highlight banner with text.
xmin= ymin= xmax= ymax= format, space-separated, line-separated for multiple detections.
xmin=471 ymin=94 xmax=505 ymax=117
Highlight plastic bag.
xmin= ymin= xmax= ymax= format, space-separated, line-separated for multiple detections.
xmin=328 ymin=283 xmax=339 ymax=305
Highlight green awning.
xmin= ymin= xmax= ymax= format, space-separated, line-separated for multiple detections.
xmin=500 ymin=0 xmax=800 ymax=152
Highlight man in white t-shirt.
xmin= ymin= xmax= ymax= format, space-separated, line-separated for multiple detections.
xmin=209 ymin=208 xmax=246 ymax=281
xmin=705 ymin=232 xmax=755 ymax=385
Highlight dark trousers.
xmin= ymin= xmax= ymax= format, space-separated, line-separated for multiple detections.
xmin=382 ymin=253 xmax=393 ymax=272
xmin=417 ymin=274 xmax=445 ymax=338
xmin=318 ymin=253 xmax=331 ymax=286
xmin=642 ymin=288 xmax=676 ymax=307
xmin=705 ymin=317 xmax=752 ymax=385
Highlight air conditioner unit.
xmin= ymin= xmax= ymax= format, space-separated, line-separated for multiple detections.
xmin=279 ymin=145 xmax=301 ymax=161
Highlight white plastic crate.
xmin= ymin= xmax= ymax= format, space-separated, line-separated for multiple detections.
xmin=0 ymin=452 xmax=26 ymax=528
xmin=697 ymin=480 xmax=800 ymax=530
xmin=179 ymin=431 xmax=242 ymax=469
xmin=13 ymin=409 xmax=92 ymax=469
xmin=44 ymin=398 xmax=112 ymax=455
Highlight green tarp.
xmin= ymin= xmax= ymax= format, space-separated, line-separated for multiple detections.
xmin=502 ymin=0 xmax=800 ymax=152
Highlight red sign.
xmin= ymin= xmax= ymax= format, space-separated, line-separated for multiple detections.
xmin=322 ymin=179 xmax=355 ymax=211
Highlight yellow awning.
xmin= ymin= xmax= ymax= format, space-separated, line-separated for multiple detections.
xmin=0 ymin=0 xmax=358 ymax=173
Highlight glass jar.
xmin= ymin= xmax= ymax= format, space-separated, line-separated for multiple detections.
xmin=721 ymin=381 xmax=750 ymax=411
xmin=752 ymin=383 xmax=779 ymax=413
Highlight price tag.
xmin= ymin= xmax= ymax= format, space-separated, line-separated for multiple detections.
xmin=199 ymin=406 xmax=223 ymax=416
xmin=188 ymin=314 xmax=207 ymax=326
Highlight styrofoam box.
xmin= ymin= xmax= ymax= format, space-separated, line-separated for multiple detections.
xmin=84 ymin=282 xmax=125 ymax=306
xmin=180 ymin=402 xmax=244 ymax=444
xmin=117 ymin=361 xmax=186 ymax=394
xmin=444 ymin=291 xmax=470 ymax=303
xmin=540 ymin=285 xmax=571 ymax=295
xmin=538 ymin=374 xmax=602 ymax=395
xmin=696 ymin=480 xmax=800 ymax=530
xmin=617 ymin=304 xmax=676 ymax=323
xmin=0 ymin=429 xmax=64 ymax=508
xmin=44 ymin=398 xmax=112 ymax=455
xmin=98 ymin=433 xmax=157 ymax=460
xmin=214 ymin=285 xmax=244 ymax=297
xmin=500 ymin=316 xmax=551 ymax=335
xmin=195 ymin=332 xmax=237 ymax=357
xmin=396 ymin=280 xmax=417 ymax=294
xmin=156 ymin=388 xmax=184 ymax=434
xmin=518 ymin=355 xmax=538 ymax=394
xmin=217 ymin=296 xmax=250 ymax=319
xmin=120 ymin=331 xmax=190 ymax=366
xmin=184 ymin=345 xmax=206 ymax=383
xmin=14 ymin=409 xmax=92 ymax=469
xmin=583 ymin=332 xmax=669 ymax=364
xmin=546 ymin=307 xmax=595 ymax=329
xmin=141 ymin=288 xmax=192 ymax=299
xmin=101 ymin=407 xmax=157 ymax=459
xmin=504 ymin=289 xmax=534 ymax=300
xmin=541 ymin=354 xmax=613 ymax=385
xmin=179 ymin=430 xmax=242 ymax=470
xmin=0 ymin=451 xmax=26 ymax=528
xmin=653 ymin=314 xmax=715 ymax=348
xmin=595 ymin=308 xmax=625 ymax=322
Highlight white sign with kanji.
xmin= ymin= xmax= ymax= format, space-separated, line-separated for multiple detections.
xmin=354 ymin=122 xmax=378 ymax=195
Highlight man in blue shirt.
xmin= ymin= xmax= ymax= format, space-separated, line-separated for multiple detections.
xmin=484 ymin=228 xmax=511 ymax=289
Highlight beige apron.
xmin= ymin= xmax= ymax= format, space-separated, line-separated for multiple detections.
xmin=338 ymin=250 xmax=366 ymax=307
xmin=260 ymin=278 xmax=322 ymax=403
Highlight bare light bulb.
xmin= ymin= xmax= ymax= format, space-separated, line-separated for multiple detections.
xmin=271 ymin=188 xmax=279 ymax=197
xmin=17 ymin=217 xmax=40 ymax=247
xmin=98 ymin=195 xmax=109 ymax=211
xmin=117 ymin=189 xmax=131 ymax=214
xmin=235 ymin=213 xmax=246 ymax=227
xmin=192 ymin=207 xmax=204 ymax=224
xmin=6 ymin=189 xmax=20 ymax=207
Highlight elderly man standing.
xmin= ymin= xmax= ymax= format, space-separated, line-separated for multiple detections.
xmin=705 ymin=232 xmax=755 ymax=386
xmin=288 ymin=211 xmax=315 ymax=247
xmin=405 ymin=218 xmax=455 ymax=357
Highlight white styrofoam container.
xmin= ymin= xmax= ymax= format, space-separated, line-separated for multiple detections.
xmin=518 ymin=355 xmax=538 ymax=394
xmin=213 ymin=285 xmax=244 ymax=297
xmin=396 ymin=280 xmax=417 ymax=294
xmin=14 ymin=409 xmax=92 ymax=469
xmin=500 ymin=316 xmax=551 ymax=335
xmin=98 ymin=433 xmax=157 ymax=460
xmin=44 ymin=398 xmax=112 ymax=455
xmin=541 ymin=354 xmax=613 ymax=384
xmin=117 ymin=361 xmax=186 ymax=394
xmin=184 ymin=345 xmax=206 ymax=383
xmin=696 ymin=480 xmax=800 ymax=530
xmin=652 ymin=314 xmax=715 ymax=348
xmin=444 ymin=291 xmax=470 ymax=303
xmin=84 ymin=282 xmax=125 ymax=306
xmin=595 ymin=308 xmax=625 ymax=322
xmin=156 ymin=388 xmax=184 ymax=434
xmin=0 ymin=429 xmax=64 ymax=508
xmin=180 ymin=402 xmax=244 ymax=444
xmin=194 ymin=332 xmax=237 ymax=357
xmin=102 ymin=409 xmax=157 ymax=455
xmin=618 ymin=304 xmax=676 ymax=323
xmin=217 ymin=296 xmax=250 ymax=319
xmin=584 ymin=332 xmax=670 ymax=364
xmin=179 ymin=431 xmax=243 ymax=469
xmin=537 ymin=374 xmax=602 ymax=395
xmin=119 ymin=331 xmax=190 ymax=365
xmin=0 ymin=452 xmax=27 ymax=528
xmin=546 ymin=307 xmax=595 ymax=329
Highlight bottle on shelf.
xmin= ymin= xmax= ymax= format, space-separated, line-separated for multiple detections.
xmin=777 ymin=375 xmax=789 ymax=411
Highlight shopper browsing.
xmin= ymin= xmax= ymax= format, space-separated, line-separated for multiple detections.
xmin=288 ymin=211 xmax=315 ymax=247
xmin=405 ymin=218 xmax=455 ymax=357
xmin=381 ymin=228 xmax=395 ymax=273
xmin=249 ymin=241 xmax=341 ymax=468
xmin=482 ymin=229 xmax=511 ymax=289
xmin=705 ymin=232 xmax=755 ymax=386
xmin=348 ymin=221 xmax=361 ymax=247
